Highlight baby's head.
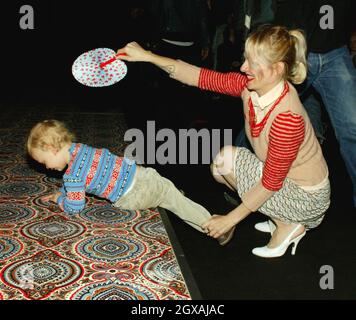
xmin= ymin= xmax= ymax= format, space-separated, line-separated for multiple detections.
xmin=27 ymin=120 xmax=75 ymax=171
xmin=241 ymin=25 xmax=307 ymax=94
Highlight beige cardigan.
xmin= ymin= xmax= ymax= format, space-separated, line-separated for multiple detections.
xmin=171 ymin=60 xmax=329 ymax=211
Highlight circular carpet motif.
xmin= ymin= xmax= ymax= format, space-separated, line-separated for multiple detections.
xmin=0 ymin=250 xmax=84 ymax=300
xmin=7 ymin=163 xmax=38 ymax=177
xmin=141 ymin=249 xmax=183 ymax=283
xmin=133 ymin=216 xmax=168 ymax=244
xmin=0 ymin=173 xmax=7 ymax=183
xmin=0 ymin=237 xmax=23 ymax=261
xmin=76 ymin=235 xmax=147 ymax=263
xmin=140 ymin=249 xmax=187 ymax=296
xmin=70 ymin=280 xmax=158 ymax=300
xmin=0 ymin=153 xmax=15 ymax=166
xmin=32 ymin=194 xmax=57 ymax=210
xmin=41 ymin=176 xmax=62 ymax=186
xmin=21 ymin=215 xmax=87 ymax=247
xmin=0 ymin=204 xmax=36 ymax=224
xmin=79 ymin=206 xmax=138 ymax=225
xmin=0 ymin=181 xmax=44 ymax=197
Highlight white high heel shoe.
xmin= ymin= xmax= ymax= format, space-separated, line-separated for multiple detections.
xmin=254 ymin=220 xmax=276 ymax=234
xmin=252 ymin=224 xmax=306 ymax=258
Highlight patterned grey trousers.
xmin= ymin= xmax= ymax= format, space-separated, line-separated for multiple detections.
xmin=113 ymin=167 xmax=211 ymax=232
xmin=235 ymin=148 xmax=331 ymax=229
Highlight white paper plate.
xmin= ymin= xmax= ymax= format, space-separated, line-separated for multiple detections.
xmin=72 ymin=48 xmax=127 ymax=87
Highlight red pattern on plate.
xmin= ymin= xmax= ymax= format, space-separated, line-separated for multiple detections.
xmin=72 ymin=48 xmax=127 ymax=87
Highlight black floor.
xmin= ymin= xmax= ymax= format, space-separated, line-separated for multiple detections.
xmin=150 ymin=102 xmax=356 ymax=300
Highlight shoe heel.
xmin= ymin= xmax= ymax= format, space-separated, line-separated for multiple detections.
xmin=291 ymin=232 xmax=306 ymax=255
xmin=252 ymin=225 xmax=305 ymax=258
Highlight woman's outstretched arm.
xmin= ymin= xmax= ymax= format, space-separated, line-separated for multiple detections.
xmin=117 ymin=42 xmax=247 ymax=96
xmin=117 ymin=42 xmax=201 ymax=86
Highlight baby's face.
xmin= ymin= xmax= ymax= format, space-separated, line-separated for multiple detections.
xmin=31 ymin=146 xmax=69 ymax=171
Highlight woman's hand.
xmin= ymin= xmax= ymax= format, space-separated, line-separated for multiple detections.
xmin=42 ymin=192 xmax=61 ymax=204
xmin=116 ymin=42 xmax=152 ymax=62
xmin=202 ymin=214 xmax=236 ymax=239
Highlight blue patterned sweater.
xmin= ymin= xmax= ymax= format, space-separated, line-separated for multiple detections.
xmin=57 ymin=143 xmax=136 ymax=214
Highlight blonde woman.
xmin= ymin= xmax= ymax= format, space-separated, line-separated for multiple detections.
xmin=117 ymin=25 xmax=331 ymax=258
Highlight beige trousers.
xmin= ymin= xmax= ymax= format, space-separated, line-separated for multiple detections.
xmin=113 ymin=166 xmax=211 ymax=232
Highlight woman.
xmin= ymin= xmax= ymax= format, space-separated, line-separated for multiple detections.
xmin=117 ymin=25 xmax=330 ymax=258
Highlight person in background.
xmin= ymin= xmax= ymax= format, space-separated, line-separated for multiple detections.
xmin=216 ymin=14 xmax=244 ymax=72
xmin=142 ymin=0 xmax=212 ymax=130
xmin=275 ymin=0 xmax=356 ymax=208
xmin=208 ymin=0 xmax=235 ymax=70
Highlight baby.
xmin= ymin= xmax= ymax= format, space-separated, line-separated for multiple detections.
xmin=27 ymin=119 xmax=235 ymax=245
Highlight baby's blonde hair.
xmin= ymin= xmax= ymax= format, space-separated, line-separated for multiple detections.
xmin=27 ymin=120 xmax=75 ymax=156
xmin=245 ymin=25 xmax=307 ymax=84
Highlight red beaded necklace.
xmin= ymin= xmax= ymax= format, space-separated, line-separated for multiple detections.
xmin=248 ymin=82 xmax=289 ymax=138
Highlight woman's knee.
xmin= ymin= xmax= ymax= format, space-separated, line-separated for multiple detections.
xmin=212 ymin=145 xmax=238 ymax=176
xmin=210 ymin=163 xmax=226 ymax=183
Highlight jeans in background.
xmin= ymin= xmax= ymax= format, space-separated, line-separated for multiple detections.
xmin=306 ymin=46 xmax=356 ymax=207
xmin=301 ymin=90 xmax=326 ymax=144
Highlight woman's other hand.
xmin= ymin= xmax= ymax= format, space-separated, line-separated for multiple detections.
xmin=202 ymin=214 xmax=236 ymax=238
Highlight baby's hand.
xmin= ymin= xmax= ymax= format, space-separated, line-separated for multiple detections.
xmin=42 ymin=192 xmax=61 ymax=204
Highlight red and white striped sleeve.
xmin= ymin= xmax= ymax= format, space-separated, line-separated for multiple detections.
xmin=262 ymin=111 xmax=305 ymax=191
xmin=198 ymin=68 xmax=248 ymax=97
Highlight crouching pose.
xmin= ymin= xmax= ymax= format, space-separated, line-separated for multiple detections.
xmin=117 ymin=25 xmax=331 ymax=257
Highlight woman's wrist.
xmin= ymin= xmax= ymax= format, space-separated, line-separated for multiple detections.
xmin=149 ymin=53 xmax=178 ymax=76
xmin=148 ymin=52 xmax=166 ymax=65
xmin=227 ymin=203 xmax=251 ymax=225
xmin=144 ymin=50 xmax=154 ymax=63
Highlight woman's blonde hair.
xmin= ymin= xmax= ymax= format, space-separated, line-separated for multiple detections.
xmin=27 ymin=119 xmax=75 ymax=155
xmin=245 ymin=25 xmax=307 ymax=84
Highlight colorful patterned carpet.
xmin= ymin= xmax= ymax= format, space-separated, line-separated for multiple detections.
xmin=0 ymin=109 xmax=191 ymax=300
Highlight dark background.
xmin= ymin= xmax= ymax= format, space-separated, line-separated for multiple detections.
xmin=0 ymin=1 xmax=140 ymax=111
xmin=1 ymin=1 xmax=355 ymax=300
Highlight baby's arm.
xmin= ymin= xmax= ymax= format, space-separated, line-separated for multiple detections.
xmin=56 ymin=178 xmax=86 ymax=214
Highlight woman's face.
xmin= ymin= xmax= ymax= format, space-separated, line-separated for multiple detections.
xmin=240 ymin=53 xmax=281 ymax=96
